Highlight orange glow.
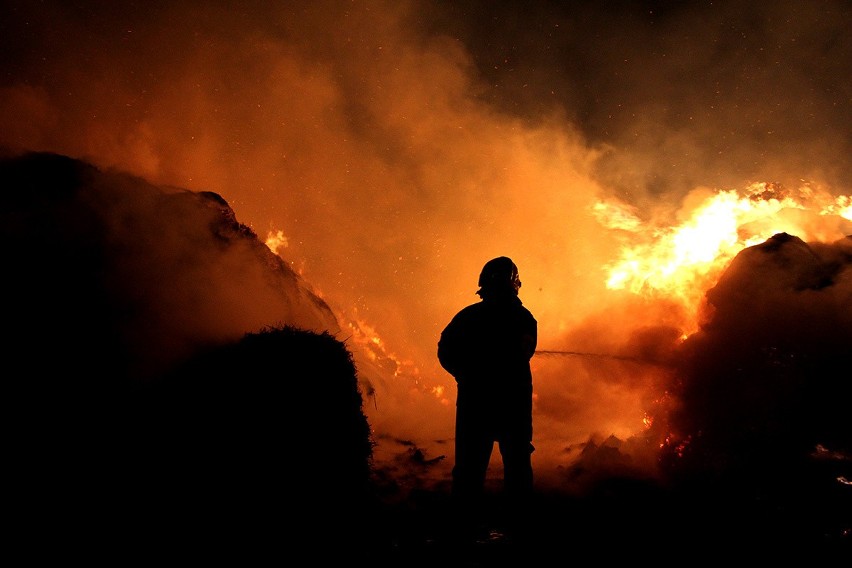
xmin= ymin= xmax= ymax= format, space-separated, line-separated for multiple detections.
xmin=1 ymin=1 xmax=849 ymax=505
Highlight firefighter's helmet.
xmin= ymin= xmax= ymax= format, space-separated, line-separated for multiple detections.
xmin=477 ymin=256 xmax=521 ymax=296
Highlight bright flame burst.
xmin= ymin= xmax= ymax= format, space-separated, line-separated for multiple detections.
xmin=265 ymin=229 xmax=289 ymax=255
xmin=262 ymin=228 xmax=447 ymax=406
xmin=597 ymin=182 xmax=852 ymax=331
xmin=341 ymin=311 xmax=451 ymax=404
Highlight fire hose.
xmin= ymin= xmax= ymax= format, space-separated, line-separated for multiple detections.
xmin=534 ymin=350 xmax=671 ymax=367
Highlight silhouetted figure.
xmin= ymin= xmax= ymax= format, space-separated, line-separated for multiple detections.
xmin=438 ymin=256 xmax=537 ymax=541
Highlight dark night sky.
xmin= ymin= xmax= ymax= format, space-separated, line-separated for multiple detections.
xmin=437 ymin=0 xmax=851 ymax=192
xmin=2 ymin=0 xmax=849 ymax=192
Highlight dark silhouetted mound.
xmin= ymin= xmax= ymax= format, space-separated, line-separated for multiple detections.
xmin=1 ymin=152 xmax=372 ymax=561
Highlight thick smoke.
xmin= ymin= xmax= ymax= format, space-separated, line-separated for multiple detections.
xmin=0 ymin=152 xmax=340 ymax=381
xmin=1 ymin=0 xmax=849 ymax=495
xmin=668 ymin=233 xmax=852 ymax=461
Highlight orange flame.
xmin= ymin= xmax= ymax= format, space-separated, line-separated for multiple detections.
xmin=265 ymin=229 xmax=289 ymax=255
xmin=597 ymin=182 xmax=852 ymax=333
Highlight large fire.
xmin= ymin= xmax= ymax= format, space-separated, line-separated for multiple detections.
xmin=266 ymin=179 xmax=851 ymax=494
xmin=598 ymin=182 xmax=852 ymax=333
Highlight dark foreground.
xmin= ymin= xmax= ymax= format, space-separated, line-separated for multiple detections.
xmin=364 ymin=479 xmax=850 ymax=566
xmin=10 ymin=474 xmax=849 ymax=564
